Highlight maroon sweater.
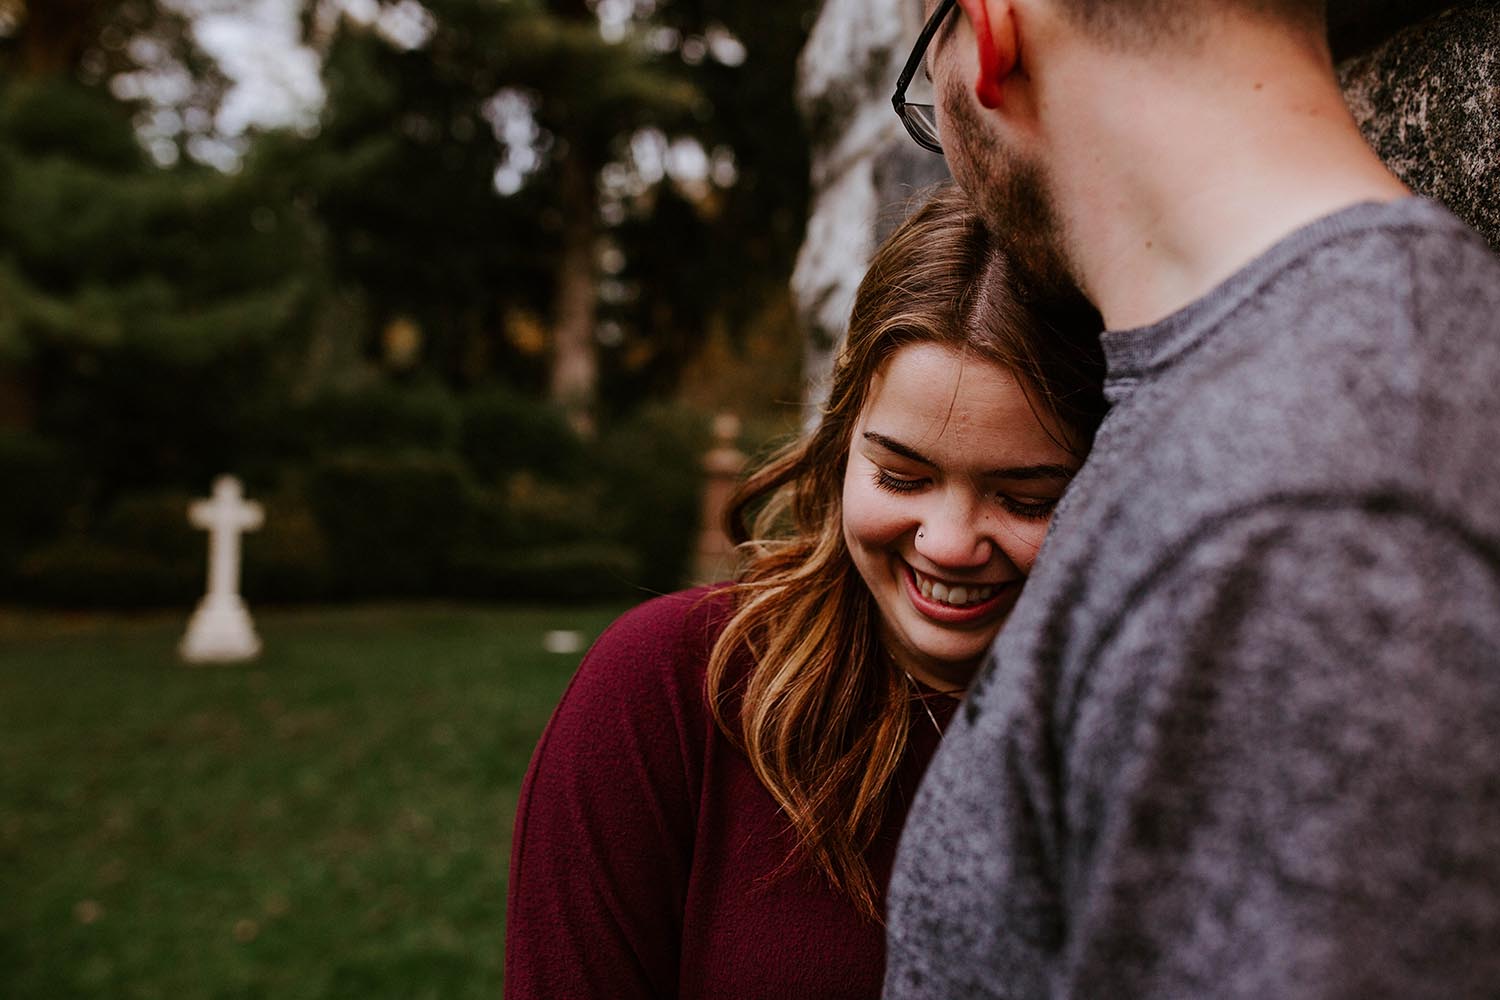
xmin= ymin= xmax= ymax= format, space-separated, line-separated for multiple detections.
xmin=505 ymin=587 xmax=955 ymax=999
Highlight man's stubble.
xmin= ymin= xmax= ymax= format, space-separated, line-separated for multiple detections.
xmin=942 ymin=76 xmax=1082 ymax=305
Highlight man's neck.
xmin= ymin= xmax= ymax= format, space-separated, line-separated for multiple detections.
xmin=1040 ymin=21 xmax=1410 ymax=331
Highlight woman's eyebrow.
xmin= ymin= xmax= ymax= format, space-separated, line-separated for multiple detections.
xmin=863 ymin=433 xmax=1075 ymax=481
xmin=863 ymin=432 xmax=934 ymax=465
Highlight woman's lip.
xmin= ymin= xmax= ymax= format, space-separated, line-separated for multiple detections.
xmin=902 ymin=564 xmax=1014 ymax=625
xmin=908 ymin=565 xmax=1006 ymax=592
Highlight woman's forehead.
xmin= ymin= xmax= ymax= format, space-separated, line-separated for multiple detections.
xmin=865 ymin=343 xmax=1021 ymax=416
xmin=859 ymin=343 xmax=1067 ymax=462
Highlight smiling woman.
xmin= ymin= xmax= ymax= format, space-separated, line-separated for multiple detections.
xmin=504 ymin=184 xmax=1106 ymax=1000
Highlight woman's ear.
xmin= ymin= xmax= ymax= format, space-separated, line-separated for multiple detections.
xmin=958 ymin=0 xmax=1018 ymax=110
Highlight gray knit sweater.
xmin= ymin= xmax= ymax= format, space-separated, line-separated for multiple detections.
xmin=884 ymin=198 xmax=1500 ymax=999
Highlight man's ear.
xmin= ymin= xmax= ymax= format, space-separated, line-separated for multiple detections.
xmin=957 ymin=0 xmax=1018 ymax=110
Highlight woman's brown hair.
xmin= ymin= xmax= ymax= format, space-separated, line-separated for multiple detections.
xmin=704 ymin=184 xmax=1106 ymax=919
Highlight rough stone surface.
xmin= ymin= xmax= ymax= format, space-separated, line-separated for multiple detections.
xmin=1341 ymin=3 xmax=1500 ymax=254
xmin=792 ymin=0 xmax=947 ymax=413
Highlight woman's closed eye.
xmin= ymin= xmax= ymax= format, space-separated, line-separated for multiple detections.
xmin=995 ymin=494 xmax=1059 ymax=520
xmin=874 ymin=467 xmax=1062 ymax=521
xmin=872 ymin=468 xmax=926 ymax=494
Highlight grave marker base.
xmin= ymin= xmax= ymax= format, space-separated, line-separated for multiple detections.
xmin=180 ymin=594 xmax=261 ymax=664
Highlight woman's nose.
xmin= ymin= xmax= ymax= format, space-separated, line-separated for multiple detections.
xmin=914 ymin=496 xmax=992 ymax=569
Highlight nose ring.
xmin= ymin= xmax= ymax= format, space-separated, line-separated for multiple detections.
xmin=917 ymin=530 xmax=925 ymax=539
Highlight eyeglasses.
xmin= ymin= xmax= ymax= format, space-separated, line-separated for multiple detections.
xmin=892 ymin=0 xmax=957 ymax=155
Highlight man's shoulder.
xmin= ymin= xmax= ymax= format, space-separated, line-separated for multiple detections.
xmin=1291 ymin=195 xmax=1497 ymax=279
xmin=1157 ymin=198 xmax=1500 ymax=503
xmin=1265 ymin=197 xmax=1500 ymax=353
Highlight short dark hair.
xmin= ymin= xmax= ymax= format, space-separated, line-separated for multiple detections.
xmin=1056 ymin=0 xmax=1327 ymax=48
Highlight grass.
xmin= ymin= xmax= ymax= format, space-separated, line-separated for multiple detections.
xmin=0 ymin=601 xmax=632 ymax=999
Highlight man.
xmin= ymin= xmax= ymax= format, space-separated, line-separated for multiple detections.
xmin=883 ymin=1 xmax=1500 ymax=997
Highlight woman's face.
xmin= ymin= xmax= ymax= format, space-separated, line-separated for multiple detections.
xmin=842 ymin=342 xmax=1080 ymax=690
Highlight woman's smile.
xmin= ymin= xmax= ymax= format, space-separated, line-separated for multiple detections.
xmin=903 ymin=563 xmax=1015 ymax=622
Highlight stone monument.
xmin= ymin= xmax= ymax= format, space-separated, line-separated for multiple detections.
xmin=180 ymin=475 xmax=265 ymax=664
xmin=693 ymin=412 xmax=748 ymax=585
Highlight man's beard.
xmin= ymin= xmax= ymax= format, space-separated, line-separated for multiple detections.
xmin=943 ymin=83 xmax=1080 ymax=304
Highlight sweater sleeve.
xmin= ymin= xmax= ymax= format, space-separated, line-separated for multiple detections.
xmin=1059 ymin=503 xmax=1500 ymax=998
xmin=505 ymin=591 xmax=720 ymax=1000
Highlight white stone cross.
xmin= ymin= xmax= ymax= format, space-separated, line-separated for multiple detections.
xmin=180 ymin=475 xmax=265 ymax=664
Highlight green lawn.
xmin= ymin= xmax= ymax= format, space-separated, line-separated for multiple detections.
xmin=0 ymin=601 xmax=631 ymax=999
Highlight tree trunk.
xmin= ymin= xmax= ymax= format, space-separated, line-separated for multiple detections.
xmin=15 ymin=0 xmax=103 ymax=77
xmin=0 ymin=366 xmax=35 ymax=429
xmin=549 ymin=150 xmax=598 ymax=436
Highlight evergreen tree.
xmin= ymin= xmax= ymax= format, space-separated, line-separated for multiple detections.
xmin=595 ymin=0 xmax=815 ymax=413
xmin=1 ymin=0 xmax=818 ymax=440
xmin=266 ymin=0 xmax=565 ymax=394
xmin=0 ymin=0 xmax=316 ymax=492
xmin=294 ymin=0 xmax=704 ymax=430
xmin=514 ymin=0 xmax=702 ymax=430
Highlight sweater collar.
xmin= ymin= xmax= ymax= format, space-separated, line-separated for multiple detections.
xmin=1099 ymin=196 xmax=1441 ymax=405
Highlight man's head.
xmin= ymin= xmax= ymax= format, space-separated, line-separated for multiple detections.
xmin=910 ymin=0 xmax=1331 ymax=293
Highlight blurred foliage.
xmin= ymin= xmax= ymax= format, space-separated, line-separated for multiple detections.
xmin=0 ymin=0 xmax=813 ymax=606
xmin=597 ymin=402 xmax=710 ymax=593
xmin=0 ymin=76 xmax=318 ymax=497
xmin=459 ymin=386 xmax=587 ymax=485
xmin=19 ymin=489 xmax=201 ymax=606
xmin=0 ymin=431 xmax=77 ymax=574
xmin=264 ymin=3 xmax=563 ymax=392
xmin=0 ymin=405 xmax=711 ymax=605
xmin=306 ymin=450 xmax=475 ymax=597
xmin=299 ymin=382 xmax=464 ymax=456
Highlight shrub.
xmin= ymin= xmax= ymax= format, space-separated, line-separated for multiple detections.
xmin=18 ymin=538 xmax=195 ymax=607
xmin=0 ymin=432 xmax=78 ymax=591
xmin=242 ymin=484 xmax=331 ymax=603
xmin=98 ymin=489 xmax=201 ymax=565
xmin=17 ymin=490 xmax=201 ymax=606
xmin=3 ymin=389 xmax=724 ymax=605
xmin=447 ymin=542 xmax=641 ymax=602
xmin=459 ymin=387 xmax=587 ymax=484
xmin=491 ymin=474 xmax=618 ymax=547
xmin=448 ymin=474 xmax=636 ymax=601
xmin=306 ymin=450 xmax=475 ymax=596
xmin=299 ymin=383 xmax=461 ymax=456
xmin=595 ymin=405 xmax=709 ymax=594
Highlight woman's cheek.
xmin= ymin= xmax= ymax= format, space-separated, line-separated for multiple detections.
xmin=998 ymin=518 xmax=1050 ymax=575
xmin=842 ymin=480 xmax=917 ymax=549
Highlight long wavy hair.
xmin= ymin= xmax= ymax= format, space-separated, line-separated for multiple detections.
xmin=703 ymin=184 xmax=1107 ymax=920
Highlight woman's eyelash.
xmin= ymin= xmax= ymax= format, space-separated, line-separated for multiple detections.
xmin=873 ymin=469 xmax=924 ymax=494
xmin=997 ymin=496 xmax=1058 ymax=520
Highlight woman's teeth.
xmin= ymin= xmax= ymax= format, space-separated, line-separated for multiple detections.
xmin=914 ymin=570 xmax=995 ymax=607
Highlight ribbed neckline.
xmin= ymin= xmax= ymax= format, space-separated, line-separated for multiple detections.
xmin=1099 ymin=196 xmax=1453 ymax=404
